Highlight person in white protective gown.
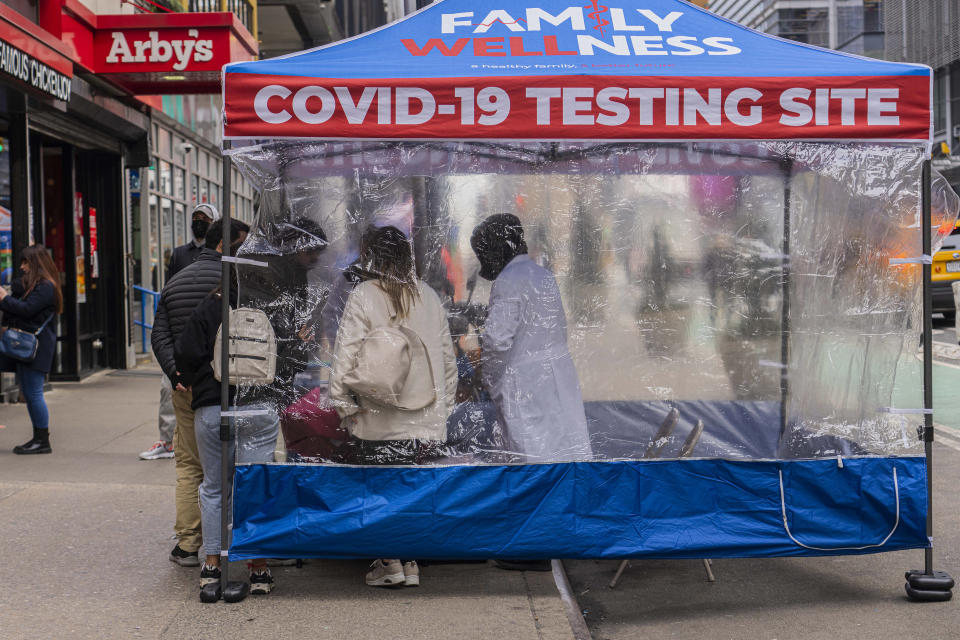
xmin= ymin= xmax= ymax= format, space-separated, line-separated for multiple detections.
xmin=470 ymin=214 xmax=593 ymax=463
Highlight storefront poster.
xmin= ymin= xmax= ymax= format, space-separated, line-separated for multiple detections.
xmin=0 ymin=205 xmax=11 ymax=286
xmin=88 ymin=207 xmax=99 ymax=279
xmin=74 ymin=192 xmax=86 ymax=303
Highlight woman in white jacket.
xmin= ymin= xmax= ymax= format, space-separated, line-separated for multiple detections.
xmin=329 ymin=225 xmax=458 ymax=588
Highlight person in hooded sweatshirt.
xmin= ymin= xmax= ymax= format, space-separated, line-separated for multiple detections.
xmin=470 ymin=214 xmax=592 ymax=463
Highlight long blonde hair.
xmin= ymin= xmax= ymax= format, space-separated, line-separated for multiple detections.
xmin=360 ymin=226 xmax=419 ymax=319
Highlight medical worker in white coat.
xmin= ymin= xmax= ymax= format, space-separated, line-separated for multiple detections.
xmin=471 ymin=214 xmax=593 ymax=462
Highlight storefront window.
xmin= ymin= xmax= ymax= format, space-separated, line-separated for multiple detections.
xmin=191 ymin=174 xmax=198 ymax=206
xmin=149 ymin=194 xmax=160 ymax=290
xmin=161 ymin=197 xmax=173 ymax=275
xmin=161 ymin=129 xmax=172 ymax=158
xmin=175 ymin=167 xmax=185 ymax=201
xmin=160 ymin=161 xmax=172 ymax=196
xmin=175 ymin=202 xmax=186 ymax=247
xmin=174 ymin=137 xmax=185 ymax=166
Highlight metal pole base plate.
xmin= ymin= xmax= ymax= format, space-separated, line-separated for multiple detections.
xmin=905 ymin=570 xmax=954 ymax=602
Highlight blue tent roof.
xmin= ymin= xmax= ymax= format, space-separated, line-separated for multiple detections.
xmin=226 ymin=0 xmax=927 ymax=79
xmin=222 ymin=0 xmax=931 ymax=141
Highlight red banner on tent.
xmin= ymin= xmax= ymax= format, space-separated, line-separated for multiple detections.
xmin=224 ymin=73 xmax=930 ymax=141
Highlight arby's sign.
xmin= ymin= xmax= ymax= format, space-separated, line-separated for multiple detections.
xmin=103 ymin=29 xmax=215 ymax=72
xmin=223 ymin=1 xmax=932 ymax=141
xmin=93 ymin=13 xmax=256 ymax=94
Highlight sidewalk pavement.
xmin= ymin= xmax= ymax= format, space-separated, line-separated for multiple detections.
xmin=0 ymin=366 xmax=575 ymax=640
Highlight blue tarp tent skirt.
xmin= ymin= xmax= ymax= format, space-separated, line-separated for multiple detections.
xmin=229 ymin=456 xmax=927 ymax=561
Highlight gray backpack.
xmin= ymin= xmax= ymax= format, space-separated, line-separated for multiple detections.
xmin=212 ymin=307 xmax=277 ymax=385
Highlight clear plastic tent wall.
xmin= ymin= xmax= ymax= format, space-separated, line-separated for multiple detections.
xmin=220 ymin=0 xmax=958 ymax=560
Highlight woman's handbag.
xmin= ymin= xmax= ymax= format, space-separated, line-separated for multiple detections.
xmin=280 ymin=385 xmax=348 ymax=461
xmin=0 ymin=313 xmax=53 ymax=363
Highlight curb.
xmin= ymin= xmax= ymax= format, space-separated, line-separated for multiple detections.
xmin=935 ymin=423 xmax=960 ymax=452
xmin=551 ymin=560 xmax=592 ymax=640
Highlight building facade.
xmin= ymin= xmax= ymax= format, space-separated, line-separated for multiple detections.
xmin=708 ymin=0 xmax=883 ymax=57
xmin=885 ymin=0 xmax=960 ymax=185
xmin=0 ymin=0 xmax=258 ymax=384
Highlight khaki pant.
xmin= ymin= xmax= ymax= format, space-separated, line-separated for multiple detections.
xmin=172 ymin=389 xmax=202 ymax=552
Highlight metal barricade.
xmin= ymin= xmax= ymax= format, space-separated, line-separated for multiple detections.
xmin=133 ymin=285 xmax=160 ymax=354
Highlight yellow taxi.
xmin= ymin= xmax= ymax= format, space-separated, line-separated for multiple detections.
xmin=932 ymin=221 xmax=960 ymax=318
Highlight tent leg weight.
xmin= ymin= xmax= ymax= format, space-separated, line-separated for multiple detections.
xmin=223 ymin=581 xmax=251 ymax=603
xmin=199 ymin=582 xmax=222 ymax=603
xmin=905 ymin=570 xmax=954 ymax=602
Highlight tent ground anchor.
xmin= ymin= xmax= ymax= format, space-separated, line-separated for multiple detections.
xmin=905 ymin=570 xmax=954 ymax=602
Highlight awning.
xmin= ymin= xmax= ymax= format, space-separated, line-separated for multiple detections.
xmin=223 ymin=0 xmax=931 ymax=142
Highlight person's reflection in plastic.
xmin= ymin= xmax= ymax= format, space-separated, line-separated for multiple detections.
xmin=470 ymin=214 xmax=593 ymax=463
xmin=239 ymin=217 xmax=330 ymax=414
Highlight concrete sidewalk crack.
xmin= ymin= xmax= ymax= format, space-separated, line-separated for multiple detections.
xmin=523 ymin=572 xmax=546 ymax=640
xmin=0 ymin=486 xmax=26 ymax=503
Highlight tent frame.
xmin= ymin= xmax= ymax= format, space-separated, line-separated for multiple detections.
xmin=216 ymin=141 xmax=953 ymax=602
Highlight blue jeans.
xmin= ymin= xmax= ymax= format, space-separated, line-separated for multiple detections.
xmin=18 ymin=366 xmax=49 ymax=430
xmin=194 ymin=404 xmax=280 ymax=557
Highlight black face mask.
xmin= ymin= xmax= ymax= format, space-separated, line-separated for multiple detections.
xmin=192 ymin=219 xmax=211 ymax=240
xmin=471 ymin=214 xmax=528 ymax=281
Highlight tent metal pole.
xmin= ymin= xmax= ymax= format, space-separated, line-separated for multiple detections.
xmin=778 ymin=158 xmax=794 ymax=447
xmin=905 ymin=159 xmax=953 ymax=601
xmin=921 ymin=159 xmax=934 ymax=576
xmin=219 ymin=142 xmax=233 ymax=592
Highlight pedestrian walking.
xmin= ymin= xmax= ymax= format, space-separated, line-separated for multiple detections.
xmin=0 ymin=245 xmax=63 ymax=455
xmin=140 ymin=203 xmax=221 ymax=461
xmin=329 ymin=225 xmax=458 ymax=588
xmin=175 ymin=281 xmax=279 ymax=602
xmin=151 ymin=218 xmax=249 ymax=567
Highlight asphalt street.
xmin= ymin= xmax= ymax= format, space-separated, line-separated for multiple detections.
xmin=565 ymin=441 xmax=960 ymax=640
xmin=561 ymin=314 xmax=960 ymax=640
xmin=927 ymin=314 xmax=960 ymax=433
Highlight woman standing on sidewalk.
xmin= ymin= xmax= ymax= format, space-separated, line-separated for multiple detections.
xmin=0 ymin=246 xmax=63 ymax=455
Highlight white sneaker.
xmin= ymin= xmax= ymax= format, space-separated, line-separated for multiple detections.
xmin=139 ymin=441 xmax=174 ymax=460
xmin=403 ymin=561 xmax=420 ymax=587
xmin=365 ymin=559 xmax=405 ymax=587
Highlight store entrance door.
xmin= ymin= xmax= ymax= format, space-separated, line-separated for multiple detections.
xmin=37 ymin=140 xmax=125 ymax=379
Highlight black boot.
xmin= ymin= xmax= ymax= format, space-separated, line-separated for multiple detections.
xmin=13 ymin=428 xmax=51 ymax=455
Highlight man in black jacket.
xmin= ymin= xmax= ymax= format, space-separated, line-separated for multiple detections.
xmin=151 ymin=217 xmax=249 ymax=566
xmin=141 ymin=203 xmax=221 ymax=462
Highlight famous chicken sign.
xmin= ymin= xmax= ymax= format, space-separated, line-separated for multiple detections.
xmin=223 ymin=1 xmax=929 ymax=140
